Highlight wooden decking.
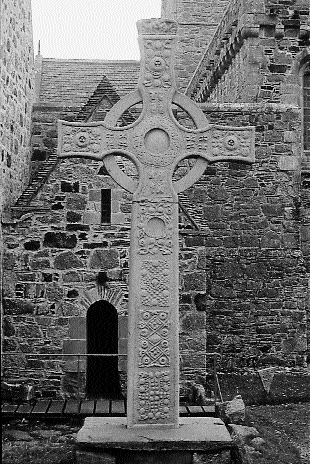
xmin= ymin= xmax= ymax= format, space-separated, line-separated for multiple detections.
xmin=1 ymin=399 xmax=215 ymax=420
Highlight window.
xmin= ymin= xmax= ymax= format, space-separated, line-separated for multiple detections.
xmin=304 ymin=64 xmax=310 ymax=151
xmin=101 ymin=189 xmax=111 ymax=223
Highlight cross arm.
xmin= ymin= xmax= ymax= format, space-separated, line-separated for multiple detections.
xmin=57 ymin=120 xmax=137 ymax=160
xmin=179 ymin=125 xmax=255 ymax=165
xmin=58 ymin=121 xmax=106 ymax=160
xmin=57 ymin=120 xmax=140 ymax=194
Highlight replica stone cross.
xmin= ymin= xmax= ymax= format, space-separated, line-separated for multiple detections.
xmin=58 ymin=19 xmax=255 ymax=428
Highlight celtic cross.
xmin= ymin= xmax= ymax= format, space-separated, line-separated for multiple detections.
xmin=58 ymin=19 xmax=255 ymax=428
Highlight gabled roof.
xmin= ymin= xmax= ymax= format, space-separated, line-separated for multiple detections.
xmin=38 ymin=58 xmax=140 ymax=107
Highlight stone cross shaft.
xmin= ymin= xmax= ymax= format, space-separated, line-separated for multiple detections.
xmin=58 ymin=19 xmax=255 ymax=428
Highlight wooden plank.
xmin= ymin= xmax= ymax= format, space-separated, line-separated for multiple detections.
xmin=202 ymin=405 xmax=216 ymax=416
xmin=31 ymin=400 xmax=51 ymax=415
xmin=179 ymin=405 xmax=189 ymax=416
xmin=15 ymin=403 xmax=34 ymax=415
xmin=47 ymin=400 xmax=65 ymax=415
xmin=186 ymin=405 xmax=205 ymax=416
xmin=64 ymin=400 xmax=81 ymax=415
xmin=1 ymin=403 xmax=18 ymax=414
xmin=111 ymin=400 xmax=125 ymax=416
xmin=80 ymin=400 xmax=95 ymax=416
xmin=95 ymin=399 xmax=110 ymax=415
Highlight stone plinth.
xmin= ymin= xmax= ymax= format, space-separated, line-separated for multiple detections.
xmin=76 ymin=417 xmax=232 ymax=464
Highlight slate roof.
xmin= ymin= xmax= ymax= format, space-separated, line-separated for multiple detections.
xmin=38 ymin=58 xmax=140 ymax=107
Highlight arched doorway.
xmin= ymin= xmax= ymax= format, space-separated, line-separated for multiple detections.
xmin=86 ymin=300 xmax=123 ymax=399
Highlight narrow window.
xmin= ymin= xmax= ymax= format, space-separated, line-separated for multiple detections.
xmin=101 ymin=189 xmax=111 ymax=223
xmin=304 ymin=64 xmax=310 ymax=151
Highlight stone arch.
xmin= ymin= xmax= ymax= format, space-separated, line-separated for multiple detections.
xmin=79 ymin=286 xmax=125 ymax=312
xmin=85 ymin=300 xmax=123 ymax=399
xmin=62 ymin=288 xmax=128 ymax=398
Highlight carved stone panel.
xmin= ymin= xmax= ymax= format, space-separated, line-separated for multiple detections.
xmin=139 ymin=309 xmax=170 ymax=368
xmin=140 ymin=260 xmax=170 ymax=307
xmin=137 ymin=200 xmax=174 ymax=255
xmin=138 ymin=371 xmax=171 ymax=422
xmin=61 ymin=126 xmax=102 ymax=154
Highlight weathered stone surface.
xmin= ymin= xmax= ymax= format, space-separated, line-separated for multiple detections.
xmin=54 ymin=251 xmax=83 ymax=269
xmin=183 ymin=272 xmax=206 ymax=292
xmin=67 ymin=211 xmax=82 ymax=222
xmin=18 ymin=323 xmax=42 ymax=338
xmin=58 ymin=301 xmax=82 ymax=317
xmin=67 ymin=194 xmax=87 ymax=210
xmin=89 ymin=250 xmax=119 ymax=270
xmin=249 ymin=437 xmax=267 ymax=452
xmin=46 ymin=282 xmax=63 ymax=301
xmin=3 ymin=298 xmax=35 ymax=315
xmin=76 ymin=450 xmax=115 ymax=464
xmin=1 ymin=0 xmax=34 ymax=209
xmin=193 ymin=450 xmax=231 ymax=464
xmin=68 ymin=317 xmax=86 ymax=339
xmin=260 ymin=231 xmax=282 ymax=248
xmin=218 ymin=395 xmax=246 ymax=424
xmin=44 ymin=232 xmax=77 ymax=248
xmin=3 ymin=316 xmax=16 ymax=336
xmin=24 ymin=240 xmax=41 ymax=251
xmin=63 ymin=270 xmax=82 ymax=282
xmin=228 ymin=425 xmax=259 ymax=442
xmin=77 ymin=417 xmax=232 ymax=449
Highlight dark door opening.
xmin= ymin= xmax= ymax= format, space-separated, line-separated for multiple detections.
xmin=86 ymin=300 xmax=123 ymax=399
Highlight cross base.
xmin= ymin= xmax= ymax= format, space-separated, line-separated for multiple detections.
xmin=76 ymin=417 xmax=233 ymax=464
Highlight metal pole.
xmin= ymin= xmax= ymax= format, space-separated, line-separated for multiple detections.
xmin=77 ymin=354 xmax=80 ymax=399
xmin=213 ymin=355 xmax=218 ymax=403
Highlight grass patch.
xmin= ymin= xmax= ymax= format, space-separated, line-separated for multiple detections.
xmin=2 ymin=441 xmax=75 ymax=464
xmin=244 ymin=403 xmax=310 ymax=464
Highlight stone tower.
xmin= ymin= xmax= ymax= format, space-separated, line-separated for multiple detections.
xmin=162 ymin=0 xmax=230 ymax=91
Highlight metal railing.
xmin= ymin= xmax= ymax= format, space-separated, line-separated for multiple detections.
xmin=2 ymin=351 xmax=222 ymax=402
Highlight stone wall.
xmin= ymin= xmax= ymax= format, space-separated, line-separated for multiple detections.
xmin=3 ymin=101 xmax=308 ymax=398
xmin=188 ymin=0 xmax=310 ymax=105
xmin=2 ymin=157 xmax=206 ymax=397
xmin=180 ymin=102 xmax=307 ymax=373
xmin=0 ymin=0 xmax=34 ymax=210
xmin=1 ymin=0 xmax=309 ymax=400
xmin=162 ymin=0 xmax=230 ymax=91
